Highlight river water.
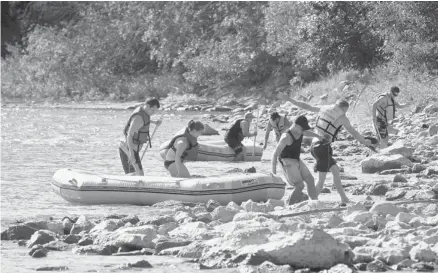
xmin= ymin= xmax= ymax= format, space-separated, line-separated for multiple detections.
xmin=0 ymin=106 xmax=425 ymax=273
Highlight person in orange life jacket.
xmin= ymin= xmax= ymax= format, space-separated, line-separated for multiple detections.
xmin=372 ymin=86 xmax=410 ymax=148
xmin=164 ymin=120 xmax=204 ymax=178
xmin=278 ymin=94 xmax=372 ymax=204
xmin=271 ymin=115 xmax=323 ymax=205
xmin=263 ymin=111 xmax=291 ymax=150
xmin=224 ymin=112 xmax=258 ymax=161
xmin=119 ymin=98 xmax=162 ymax=176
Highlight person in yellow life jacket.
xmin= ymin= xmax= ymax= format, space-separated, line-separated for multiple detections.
xmin=224 ymin=112 xmax=257 ymax=161
xmin=119 ymin=98 xmax=162 ymax=176
xmin=278 ymin=93 xmax=372 ymax=204
xmin=164 ymin=120 xmax=204 ymax=178
xmin=271 ymin=115 xmax=323 ymax=205
xmin=263 ymin=111 xmax=291 ymax=150
xmin=372 ymin=86 xmax=410 ymax=148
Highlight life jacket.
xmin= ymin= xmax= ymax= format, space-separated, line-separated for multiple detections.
xmin=376 ymin=93 xmax=396 ymax=122
xmin=315 ymin=105 xmax=344 ymax=143
xmin=168 ymin=128 xmax=199 ymax=161
xmin=123 ymin=107 xmax=151 ymax=147
xmin=224 ymin=119 xmax=244 ymax=142
xmin=280 ymin=130 xmax=303 ymax=160
xmin=270 ymin=115 xmax=291 ymax=139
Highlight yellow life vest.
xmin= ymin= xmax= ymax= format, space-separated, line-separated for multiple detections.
xmin=123 ymin=107 xmax=151 ymax=146
xmin=376 ymin=93 xmax=396 ymax=122
xmin=270 ymin=115 xmax=291 ymax=139
xmin=315 ymin=105 xmax=344 ymax=142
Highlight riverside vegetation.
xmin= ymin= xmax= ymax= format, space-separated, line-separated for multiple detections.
xmin=1 ymin=1 xmax=437 ymax=107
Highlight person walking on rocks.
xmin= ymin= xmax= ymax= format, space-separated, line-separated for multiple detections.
xmin=278 ymin=94 xmax=373 ymax=204
xmin=224 ymin=112 xmax=258 ymax=161
xmin=271 ymin=115 xmax=321 ymax=205
xmin=119 ymin=98 xmax=162 ymax=175
xmin=372 ymin=86 xmax=410 ymax=148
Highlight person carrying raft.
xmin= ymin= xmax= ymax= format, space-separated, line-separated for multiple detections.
xmin=224 ymin=112 xmax=258 ymax=161
xmin=372 ymin=86 xmax=410 ymax=148
xmin=271 ymin=115 xmax=322 ymax=205
xmin=119 ymin=98 xmax=162 ymax=176
xmin=278 ymin=94 xmax=373 ymax=204
xmin=164 ymin=120 xmax=204 ymax=178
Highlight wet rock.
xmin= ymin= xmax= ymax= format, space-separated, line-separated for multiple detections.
xmin=366 ymin=259 xmax=388 ymax=272
xmin=29 ymin=245 xmax=49 ymax=258
xmin=335 ymin=235 xmax=369 ymax=248
xmin=157 ymin=222 xmax=178 ymax=235
xmin=63 ymin=234 xmax=80 ymax=244
xmin=397 ymin=258 xmax=414 ymax=268
xmin=119 ymin=259 xmax=153 ymax=269
xmin=1 ymin=224 xmax=38 ymax=240
xmin=385 ymin=189 xmax=407 ymax=201
xmin=393 ymin=174 xmax=408 ymax=182
xmin=409 ymin=242 xmax=437 ymax=262
xmin=158 ymin=246 xmax=183 ymax=256
xmin=155 ymin=238 xmax=193 ymax=254
xmin=368 ymin=183 xmax=389 ymax=196
xmin=43 ymin=240 xmax=70 ymax=251
xmin=361 ymin=154 xmax=413 ymax=174
xmin=27 ymin=230 xmax=57 ymax=248
xmin=380 ymin=140 xmax=415 ymax=157
xmin=370 ymin=202 xmax=402 ymax=217
xmin=244 ymin=167 xmax=256 ymax=173
xmin=78 ymin=237 xmax=93 ymax=246
xmin=206 ymin=200 xmax=221 ymax=212
xmin=36 ymin=266 xmax=69 ymax=271
xmin=72 ymin=244 xmax=113 ymax=255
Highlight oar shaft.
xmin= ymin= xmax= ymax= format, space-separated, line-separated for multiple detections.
xmin=141 ymin=115 xmax=163 ymax=160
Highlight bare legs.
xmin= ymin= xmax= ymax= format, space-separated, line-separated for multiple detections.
xmin=315 ymin=165 xmax=350 ymax=203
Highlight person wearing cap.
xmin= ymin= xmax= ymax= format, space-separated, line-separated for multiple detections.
xmin=224 ymin=112 xmax=258 ymax=161
xmin=277 ymin=93 xmax=372 ymax=204
xmin=271 ymin=115 xmax=322 ymax=205
xmin=372 ymin=86 xmax=410 ymax=148
xmin=119 ymin=97 xmax=163 ymax=176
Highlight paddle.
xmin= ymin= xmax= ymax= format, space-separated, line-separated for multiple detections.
xmin=252 ymin=105 xmax=264 ymax=157
xmin=141 ymin=115 xmax=163 ymax=161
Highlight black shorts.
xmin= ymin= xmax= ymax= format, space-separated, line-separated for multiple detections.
xmin=310 ymin=141 xmax=337 ymax=173
xmin=224 ymin=137 xmax=244 ymax=155
xmin=119 ymin=148 xmax=143 ymax=174
xmin=376 ymin=117 xmax=388 ymax=139
xmin=164 ymin=160 xmax=175 ymax=170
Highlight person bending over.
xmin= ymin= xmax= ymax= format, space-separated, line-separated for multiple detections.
xmin=263 ymin=111 xmax=291 ymax=150
xmin=224 ymin=112 xmax=257 ymax=161
xmin=164 ymin=120 xmax=204 ymax=178
xmin=272 ymin=115 xmax=321 ymax=205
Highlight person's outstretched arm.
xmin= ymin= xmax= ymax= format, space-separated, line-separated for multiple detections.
xmin=263 ymin=122 xmax=272 ymax=150
xmin=277 ymin=93 xmax=320 ymax=113
xmin=341 ymin=116 xmax=371 ymax=146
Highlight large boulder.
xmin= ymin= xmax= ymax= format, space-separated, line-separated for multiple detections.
xmin=200 ymin=229 xmax=353 ymax=269
xmin=1 ymin=224 xmax=38 ymax=240
xmin=379 ymin=141 xmax=414 ymax=158
xmin=168 ymin=221 xmax=208 ymax=240
xmin=93 ymin=225 xmax=157 ymax=250
xmin=361 ymin=154 xmax=413 ymax=174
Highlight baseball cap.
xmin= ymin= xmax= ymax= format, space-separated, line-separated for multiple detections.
xmin=244 ymin=112 xmax=255 ymax=120
xmin=294 ymin=115 xmax=311 ymax=131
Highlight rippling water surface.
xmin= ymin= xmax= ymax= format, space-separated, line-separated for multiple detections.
xmin=1 ymin=106 xmax=274 ymax=228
